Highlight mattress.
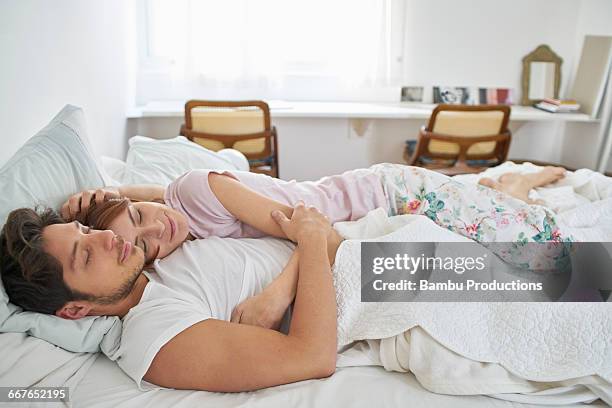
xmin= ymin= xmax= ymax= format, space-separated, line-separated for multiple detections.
xmin=72 ymin=354 xmax=607 ymax=408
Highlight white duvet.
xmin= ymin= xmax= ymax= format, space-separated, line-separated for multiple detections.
xmin=333 ymin=209 xmax=612 ymax=385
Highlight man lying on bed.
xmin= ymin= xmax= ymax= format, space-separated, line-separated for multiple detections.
xmin=1 ymin=201 xmax=342 ymax=391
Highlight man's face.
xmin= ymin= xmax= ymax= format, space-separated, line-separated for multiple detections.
xmin=42 ymin=222 xmax=145 ymax=305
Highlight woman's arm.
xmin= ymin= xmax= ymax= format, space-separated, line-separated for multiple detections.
xmin=144 ymin=204 xmax=337 ymax=391
xmin=117 ymin=184 xmax=165 ymax=202
xmin=61 ymin=185 xmax=165 ymax=220
xmin=208 ymin=172 xmax=294 ymax=239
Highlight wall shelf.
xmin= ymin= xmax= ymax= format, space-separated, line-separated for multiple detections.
xmin=128 ymin=101 xmax=597 ymax=123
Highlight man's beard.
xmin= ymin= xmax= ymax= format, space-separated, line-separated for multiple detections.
xmin=74 ymin=264 xmax=143 ymax=305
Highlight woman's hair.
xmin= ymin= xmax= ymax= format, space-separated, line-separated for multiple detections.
xmin=0 ymin=207 xmax=77 ymax=314
xmin=76 ymin=197 xmax=130 ymax=230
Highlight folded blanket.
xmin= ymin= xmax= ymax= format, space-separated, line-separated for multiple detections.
xmin=332 ymin=208 xmax=612 ymax=383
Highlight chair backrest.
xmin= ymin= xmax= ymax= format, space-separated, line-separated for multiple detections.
xmin=181 ymin=100 xmax=272 ymax=159
xmin=427 ymin=104 xmax=510 ymax=155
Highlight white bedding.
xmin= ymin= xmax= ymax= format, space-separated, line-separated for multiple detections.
xmin=71 ymin=354 xmax=607 ymax=408
xmin=333 ymin=210 xmax=612 ymax=385
xmin=1 ymin=333 xmax=603 ymax=408
xmin=0 ymin=332 xmax=96 ymax=407
xmin=2 ymin=161 xmax=611 ymax=407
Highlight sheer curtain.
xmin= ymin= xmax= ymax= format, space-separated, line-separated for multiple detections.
xmin=138 ymin=0 xmax=402 ymax=103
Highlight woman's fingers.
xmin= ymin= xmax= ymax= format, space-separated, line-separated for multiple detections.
xmin=95 ymin=188 xmax=120 ymax=202
xmin=80 ymin=191 xmax=94 ymax=211
xmin=68 ymin=194 xmax=83 ymax=217
xmin=61 ymin=188 xmax=119 ymax=221
xmin=63 ymin=190 xmax=93 ymax=220
xmin=94 ymin=189 xmax=107 ymax=203
xmin=60 ymin=202 xmax=71 ymax=220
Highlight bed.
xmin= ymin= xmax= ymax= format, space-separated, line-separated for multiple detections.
xmin=1 ymin=106 xmax=610 ymax=407
xmin=72 ymin=353 xmax=608 ymax=408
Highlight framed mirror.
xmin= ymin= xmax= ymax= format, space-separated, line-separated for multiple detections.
xmin=521 ymin=45 xmax=563 ymax=105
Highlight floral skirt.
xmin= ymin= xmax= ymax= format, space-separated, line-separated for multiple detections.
xmin=370 ymin=163 xmax=572 ymax=270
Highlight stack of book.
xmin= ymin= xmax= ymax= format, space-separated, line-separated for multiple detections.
xmin=535 ymin=98 xmax=581 ymax=113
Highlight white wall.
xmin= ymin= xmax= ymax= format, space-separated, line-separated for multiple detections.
xmin=0 ymin=0 xmax=134 ymax=165
xmin=561 ymin=0 xmax=612 ymax=171
xmin=401 ymin=0 xmax=580 ymax=97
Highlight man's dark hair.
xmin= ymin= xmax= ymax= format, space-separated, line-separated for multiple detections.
xmin=0 ymin=207 xmax=77 ymax=314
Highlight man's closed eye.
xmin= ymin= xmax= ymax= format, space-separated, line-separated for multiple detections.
xmin=137 ymin=237 xmax=150 ymax=263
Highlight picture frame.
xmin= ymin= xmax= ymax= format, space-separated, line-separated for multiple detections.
xmin=433 ymin=86 xmax=473 ymax=104
xmin=400 ymin=86 xmax=424 ymax=102
xmin=478 ymin=88 xmax=514 ymax=105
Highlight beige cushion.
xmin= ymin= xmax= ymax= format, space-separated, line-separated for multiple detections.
xmin=191 ymin=108 xmax=266 ymax=154
xmin=429 ymin=110 xmax=504 ymax=155
xmin=192 ymin=137 xmax=266 ymax=155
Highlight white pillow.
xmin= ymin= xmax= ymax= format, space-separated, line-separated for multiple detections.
xmin=0 ymin=105 xmax=108 ymax=225
xmin=121 ymin=135 xmax=242 ymax=185
xmin=100 ymin=155 xmax=128 ymax=186
xmin=218 ymin=148 xmax=250 ymax=172
xmin=0 ymin=105 xmax=121 ymax=353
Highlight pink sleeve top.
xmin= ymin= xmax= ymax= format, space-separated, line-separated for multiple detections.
xmin=164 ymin=168 xmax=387 ymax=239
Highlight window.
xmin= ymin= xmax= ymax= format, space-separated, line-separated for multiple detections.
xmin=137 ymin=0 xmax=405 ymax=104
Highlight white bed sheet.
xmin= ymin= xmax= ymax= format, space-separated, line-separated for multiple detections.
xmin=72 ymin=354 xmax=607 ymax=408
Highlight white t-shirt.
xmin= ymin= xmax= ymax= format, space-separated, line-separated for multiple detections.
xmin=113 ymin=237 xmax=295 ymax=389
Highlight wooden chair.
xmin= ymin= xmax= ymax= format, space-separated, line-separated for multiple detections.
xmin=405 ymin=104 xmax=512 ymax=176
xmin=180 ymin=100 xmax=279 ymax=177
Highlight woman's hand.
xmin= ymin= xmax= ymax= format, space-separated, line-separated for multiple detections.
xmin=61 ymin=187 xmax=120 ymax=221
xmin=230 ymin=289 xmax=289 ymax=330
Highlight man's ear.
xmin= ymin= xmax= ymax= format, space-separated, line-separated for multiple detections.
xmin=55 ymin=302 xmax=92 ymax=320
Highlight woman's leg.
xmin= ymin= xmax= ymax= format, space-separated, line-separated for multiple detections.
xmin=478 ymin=167 xmax=566 ymax=204
xmin=369 ymin=163 xmax=572 ymax=269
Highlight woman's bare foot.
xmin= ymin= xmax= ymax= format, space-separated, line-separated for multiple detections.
xmin=499 ymin=166 xmax=565 ymax=189
xmin=478 ymin=166 xmax=565 ymax=205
